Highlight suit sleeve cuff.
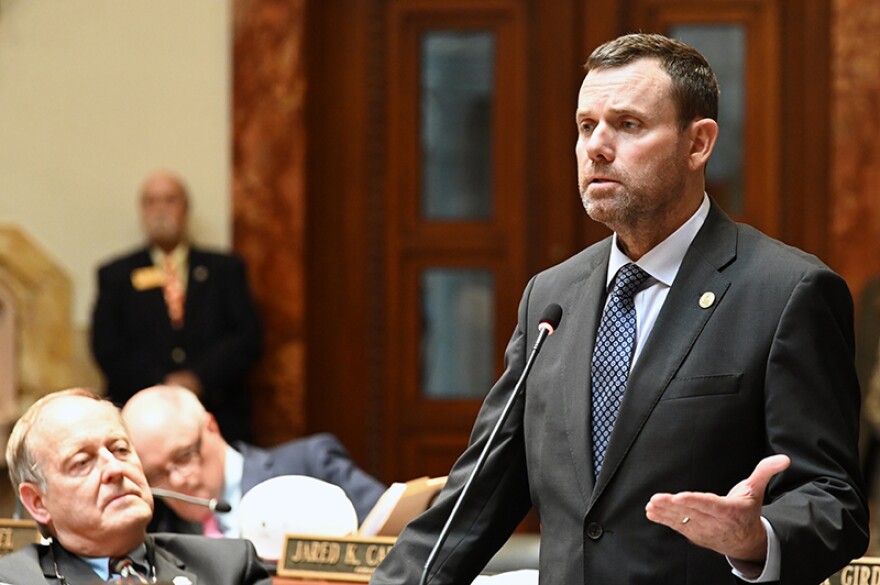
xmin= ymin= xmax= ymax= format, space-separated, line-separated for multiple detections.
xmin=728 ymin=516 xmax=781 ymax=582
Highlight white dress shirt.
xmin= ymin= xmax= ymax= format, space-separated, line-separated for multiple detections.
xmin=602 ymin=194 xmax=780 ymax=582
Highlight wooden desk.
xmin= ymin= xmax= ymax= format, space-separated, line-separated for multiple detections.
xmin=268 ymin=557 xmax=880 ymax=584
xmin=273 ymin=578 xmax=365 ymax=584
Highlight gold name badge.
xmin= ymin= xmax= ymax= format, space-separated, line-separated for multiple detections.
xmin=131 ymin=266 xmax=165 ymax=291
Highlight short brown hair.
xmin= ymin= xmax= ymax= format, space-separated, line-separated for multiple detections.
xmin=6 ymin=388 xmax=109 ymax=491
xmin=586 ymin=33 xmax=719 ymax=129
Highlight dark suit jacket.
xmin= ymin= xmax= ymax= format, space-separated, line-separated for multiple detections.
xmin=151 ymin=433 xmax=386 ymax=533
xmin=371 ymin=201 xmax=869 ymax=585
xmin=91 ymin=245 xmax=262 ymax=441
xmin=0 ymin=533 xmax=271 ymax=584
xmin=238 ymin=434 xmax=386 ymax=523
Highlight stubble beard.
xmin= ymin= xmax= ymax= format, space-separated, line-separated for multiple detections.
xmin=145 ymin=214 xmax=183 ymax=247
xmin=578 ymin=152 xmax=689 ymax=237
xmin=578 ymin=165 xmax=639 ymax=232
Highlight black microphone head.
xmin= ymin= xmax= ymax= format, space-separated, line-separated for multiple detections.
xmin=539 ymin=303 xmax=563 ymax=332
xmin=211 ymin=499 xmax=233 ymax=513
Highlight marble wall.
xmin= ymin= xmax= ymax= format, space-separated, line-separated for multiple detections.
xmin=832 ymin=0 xmax=880 ymax=300
xmin=232 ymin=0 xmax=308 ymax=445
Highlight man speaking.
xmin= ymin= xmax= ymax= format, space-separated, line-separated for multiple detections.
xmin=370 ymin=33 xmax=868 ymax=584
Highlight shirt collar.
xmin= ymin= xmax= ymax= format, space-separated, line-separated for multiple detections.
xmin=216 ymin=444 xmax=244 ymax=535
xmin=607 ymin=193 xmax=710 ymax=288
xmin=149 ymin=242 xmax=189 ymax=267
xmin=79 ymin=543 xmax=148 ymax=581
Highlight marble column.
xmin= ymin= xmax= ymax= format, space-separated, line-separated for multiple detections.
xmin=232 ymin=0 xmax=307 ymax=444
xmin=832 ymin=0 xmax=880 ymax=298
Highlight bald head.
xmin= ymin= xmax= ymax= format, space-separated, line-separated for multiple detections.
xmin=139 ymin=170 xmax=189 ymax=252
xmin=122 ymin=386 xmax=229 ymax=522
xmin=123 ymin=385 xmax=205 ymax=432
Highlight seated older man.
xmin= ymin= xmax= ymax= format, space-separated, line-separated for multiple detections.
xmin=0 ymin=388 xmax=271 ymax=584
xmin=122 ymin=385 xmax=385 ymax=537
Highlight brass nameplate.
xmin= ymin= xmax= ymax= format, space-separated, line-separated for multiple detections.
xmin=277 ymin=534 xmax=397 ymax=582
xmin=0 ymin=519 xmax=41 ymax=557
xmin=824 ymin=557 xmax=880 ymax=584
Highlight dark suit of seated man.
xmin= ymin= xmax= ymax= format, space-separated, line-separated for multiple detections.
xmin=122 ymin=385 xmax=386 ymax=537
xmin=0 ymin=388 xmax=271 ymax=585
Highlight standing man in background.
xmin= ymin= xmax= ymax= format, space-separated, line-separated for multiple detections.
xmin=91 ymin=169 xmax=262 ymax=442
xmin=371 ymin=33 xmax=868 ymax=584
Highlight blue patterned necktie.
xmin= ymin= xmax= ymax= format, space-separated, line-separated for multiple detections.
xmin=591 ymin=263 xmax=650 ymax=478
xmin=109 ymin=557 xmax=151 ymax=583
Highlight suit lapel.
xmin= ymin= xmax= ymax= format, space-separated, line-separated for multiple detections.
xmin=588 ymin=202 xmax=737 ymax=506
xmin=149 ymin=535 xmax=199 ymax=585
xmin=236 ymin=442 xmax=274 ymax=494
xmin=39 ymin=542 xmax=104 ymax=585
xmin=185 ymin=248 xmax=210 ymax=314
xmin=559 ymin=242 xmax=610 ymax=502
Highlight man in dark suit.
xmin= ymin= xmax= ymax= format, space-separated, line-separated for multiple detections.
xmin=122 ymin=385 xmax=386 ymax=536
xmin=0 ymin=388 xmax=270 ymax=584
xmin=371 ymin=33 xmax=868 ymax=585
xmin=90 ymin=169 xmax=261 ymax=442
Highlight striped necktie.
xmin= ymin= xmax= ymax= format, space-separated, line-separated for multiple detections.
xmin=108 ymin=556 xmax=150 ymax=583
xmin=163 ymin=255 xmax=185 ymax=329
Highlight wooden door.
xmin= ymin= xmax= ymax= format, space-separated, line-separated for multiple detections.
xmin=305 ymin=0 xmax=586 ymax=485
xmin=304 ymin=0 xmax=830 ymax=488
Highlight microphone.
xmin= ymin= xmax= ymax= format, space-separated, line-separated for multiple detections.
xmin=418 ymin=303 xmax=563 ymax=585
xmin=151 ymin=487 xmax=233 ymax=513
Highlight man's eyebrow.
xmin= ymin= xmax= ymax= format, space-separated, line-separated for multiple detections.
xmin=606 ymin=105 xmax=646 ymax=117
xmin=56 ymin=444 xmax=89 ymax=467
xmin=576 ymin=105 xmax=647 ymax=119
xmin=104 ymin=433 xmax=130 ymax=444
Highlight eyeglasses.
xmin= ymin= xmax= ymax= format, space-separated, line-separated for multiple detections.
xmin=145 ymin=425 xmax=203 ymax=487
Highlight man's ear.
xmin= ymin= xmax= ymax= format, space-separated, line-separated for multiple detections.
xmin=19 ymin=482 xmax=51 ymax=525
xmin=688 ymin=117 xmax=719 ymax=171
xmin=203 ymin=412 xmax=222 ymax=437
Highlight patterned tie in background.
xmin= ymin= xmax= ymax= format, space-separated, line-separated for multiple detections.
xmin=590 ymin=263 xmax=650 ymax=478
xmin=109 ymin=556 xmax=150 ymax=583
xmin=163 ymin=255 xmax=185 ymax=329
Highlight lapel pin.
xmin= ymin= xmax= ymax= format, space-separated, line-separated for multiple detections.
xmin=193 ymin=265 xmax=209 ymax=282
xmin=699 ymin=291 xmax=716 ymax=309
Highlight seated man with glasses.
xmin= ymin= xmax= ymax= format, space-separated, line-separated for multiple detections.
xmin=121 ymin=385 xmax=386 ymax=538
xmin=0 ymin=387 xmax=271 ymax=584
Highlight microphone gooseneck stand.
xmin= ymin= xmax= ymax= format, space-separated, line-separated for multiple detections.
xmin=418 ymin=304 xmax=562 ymax=585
